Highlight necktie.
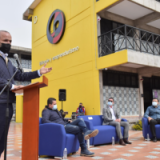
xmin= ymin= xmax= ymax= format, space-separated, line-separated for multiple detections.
xmin=5 ymin=56 xmax=8 ymax=65
xmin=0 ymin=54 xmax=8 ymax=65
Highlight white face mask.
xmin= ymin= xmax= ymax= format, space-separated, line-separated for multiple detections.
xmin=107 ymin=101 xmax=113 ymax=106
xmin=152 ymin=102 xmax=158 ymax=107
xmin=52 ymin=104 xmax=57 ymax=110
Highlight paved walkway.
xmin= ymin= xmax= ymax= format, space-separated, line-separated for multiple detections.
xmin=1 ymin=122 xmax=160 ymax=160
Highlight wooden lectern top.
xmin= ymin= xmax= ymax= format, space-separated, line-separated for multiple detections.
xmin=12 ymin=76 xmax=48 ymax=94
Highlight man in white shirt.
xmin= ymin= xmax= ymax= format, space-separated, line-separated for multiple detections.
xmin=103 ymin=97 xmax=132 ymax=146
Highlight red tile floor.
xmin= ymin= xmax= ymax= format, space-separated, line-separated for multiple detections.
xmin=1 ymin=122 xmax=160 ymax=160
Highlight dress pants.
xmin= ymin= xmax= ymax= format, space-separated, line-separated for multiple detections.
xmin=0 ymin=103 xmax=13 ymax=156
xmin=65 ymin=118 xmax=88 ymax=150
xmin=149 ymin=119 xmax=160 ymax=138
xmin=108 ymin=121 xmax=129 ymax=139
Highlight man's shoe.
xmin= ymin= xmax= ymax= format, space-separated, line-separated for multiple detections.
xmin=84 ymin=129 xmax=99 ymax=140
xmin=152 ymin=137 xmax=157 ymax=142
xmin=119 ymin=139 xmax=126 ymax=146
xmin=123 ymin=138 xmax=132 ymax=144
xmin=80 ymin=148 xmax=95 ymax=157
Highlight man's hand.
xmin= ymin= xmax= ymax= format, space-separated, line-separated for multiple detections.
xmin=40 ymin=64 xmax=52 ymax=75
xmin=115 ymin=119 xmax=121 ymax=122
xmin=68 ymin=120 xmax=72 ymax=123
xmin=13 ymin=85 xmax=24 ymax=89
xmin=148 ymin=117 xmax=152 ymax=122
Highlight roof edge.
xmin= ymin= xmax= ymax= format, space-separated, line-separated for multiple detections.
xmin=23 ymin=0 xmax=42 ymax=22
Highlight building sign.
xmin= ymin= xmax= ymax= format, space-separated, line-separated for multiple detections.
xmin=47 ymin=9 xmax=66 ymax=44
xmin=40 ymin=46 xmax=79 ymax=66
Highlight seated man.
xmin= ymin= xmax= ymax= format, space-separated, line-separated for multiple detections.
xmin=144 ymin=98 xmax=160 ymax=142
xmin=102 ymin=97 xmax=132 ymax=146
xmin=76 ymin=103 xmax=85 ymax=115
xmin=42 ymin=98 xmax=99 ymax=157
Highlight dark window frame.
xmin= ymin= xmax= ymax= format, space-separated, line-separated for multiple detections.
xmin=103 ymin=70 xmax=139 ymax=88
xmin=152 ymin=76 xmax=160 ymax=89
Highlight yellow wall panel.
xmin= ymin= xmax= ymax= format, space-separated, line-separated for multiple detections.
xmin=29 ymin=0 xmax=102 ymax=118
xmin=32 ymin=14 xmax=93 ymax=73
xmin=97 ymin=50 xmax=128 ymax=69
xmin=32 ymin=0 xmax=54 ymax=43
xmin=70 ymin=0 xmax=91 ymax=18
xmin=39 ymin=70 xmax=100 ymax=117
xmin=16 ymin=95 xmax=23 ymax=123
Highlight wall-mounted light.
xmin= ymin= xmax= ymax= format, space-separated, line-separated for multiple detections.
xmin=97 ymin=16 xmax=101 ymax=22
xmin=34 ymin=16 xmax=38 ymax=24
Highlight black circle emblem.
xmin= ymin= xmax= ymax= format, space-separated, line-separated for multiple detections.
xmin=47 ymin=9 xmax=66 ymax=44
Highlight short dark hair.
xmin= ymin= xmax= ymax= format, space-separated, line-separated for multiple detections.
xmin=108 ymin=97 xmax=114 ymax=102
xmin=153 ymin=98 xmax=159 ymax=102
xmin=47 ymin=98 xmax=56 ymax=105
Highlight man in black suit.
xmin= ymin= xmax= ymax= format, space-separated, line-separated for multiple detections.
xmin=0 ymin=30 xmax=52 ymax=156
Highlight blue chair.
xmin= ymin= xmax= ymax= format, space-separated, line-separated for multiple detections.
xmin=142 ymin=117 xmax=160 ymax=140
xmin=39 ymin=118 xmax=79 ymax=157
xmin=78 ymin=115 xmax=127 ymax=146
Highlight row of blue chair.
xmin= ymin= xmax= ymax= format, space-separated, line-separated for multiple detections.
xmin=39 ymin=116 xmax=160 ymax=157
xmin=142 ymin=117 xmax=160 ymax=140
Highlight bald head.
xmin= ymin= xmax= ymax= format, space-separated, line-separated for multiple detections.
xmin=0 ymin=31 xmax=12 ymax=53
xmin=0 ymin=30 xmax=12 ymax=47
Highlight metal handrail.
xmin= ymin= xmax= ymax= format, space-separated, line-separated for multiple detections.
xmin=98 ymin=25 xmax=160 ymax=57
xmin=98 ymin=24 xmax=160 ymax=38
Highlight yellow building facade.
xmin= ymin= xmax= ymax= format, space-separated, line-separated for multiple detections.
xmin=19 ymin=0 xmax=160 ymax=122
xmin=19 ymin=0 xmax=118 ymax=119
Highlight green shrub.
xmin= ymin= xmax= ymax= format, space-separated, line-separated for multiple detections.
xmin=132 ymin=120 xmax=142 ymax=131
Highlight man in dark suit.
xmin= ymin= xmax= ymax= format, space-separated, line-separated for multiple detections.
xmin=42 ymin=98 xmax=99 ymax=157
xmin=103 ymin=97 xmax=132 ymax=145
xmin=0 ymin=30 xmax=52 ymax=156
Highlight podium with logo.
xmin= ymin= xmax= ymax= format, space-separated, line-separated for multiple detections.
xmin=12 ymin=76 xmax=48 ymax=160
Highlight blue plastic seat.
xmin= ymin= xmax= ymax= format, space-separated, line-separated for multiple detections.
xmin=142 ymin=117 xmax=160 ymax=140
xmin=39 ymin=118 xmax=79 ymax=157
xmin=78 ymin=115 xmax=127 ymax=145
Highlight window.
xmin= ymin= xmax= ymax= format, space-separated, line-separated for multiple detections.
xmin=152 ymin=76 xmax=160 ymax=89
xmin=103 ymin=70 xmax=138 ymax=88
xmin=21 ymin=54 xmax=31 ymax=69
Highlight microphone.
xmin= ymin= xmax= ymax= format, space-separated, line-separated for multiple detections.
xmin=13 ymin=54 xmax=24 ymax=73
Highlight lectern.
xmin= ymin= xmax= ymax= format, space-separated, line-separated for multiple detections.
xmin=12 ymin=76 xmax=48 ymax=160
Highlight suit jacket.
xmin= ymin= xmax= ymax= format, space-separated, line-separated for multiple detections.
xmin=102 ymin=106 xmax=120 ymax=125
xmin=0 ymin=56 xmax=40 ymax=103
xmin=42 ymin=106 xmax=69 ymax=125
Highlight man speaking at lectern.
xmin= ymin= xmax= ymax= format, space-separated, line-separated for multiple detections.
xmin=0 ymin=30 xmax=52 ymax=156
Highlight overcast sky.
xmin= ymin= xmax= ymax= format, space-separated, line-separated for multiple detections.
xmin=0 ymin=0 xmax=34 ymax=48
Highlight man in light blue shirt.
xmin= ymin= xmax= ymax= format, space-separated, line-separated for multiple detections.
xmin=144 ymin=98 xmax=160 ymax=142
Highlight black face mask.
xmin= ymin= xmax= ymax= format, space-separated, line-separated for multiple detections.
xmin=0 ymin=43 xmax=11 ymax=53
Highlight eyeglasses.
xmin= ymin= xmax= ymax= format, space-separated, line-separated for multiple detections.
xmin=108 ymin=100 xmax=113 ymax=102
